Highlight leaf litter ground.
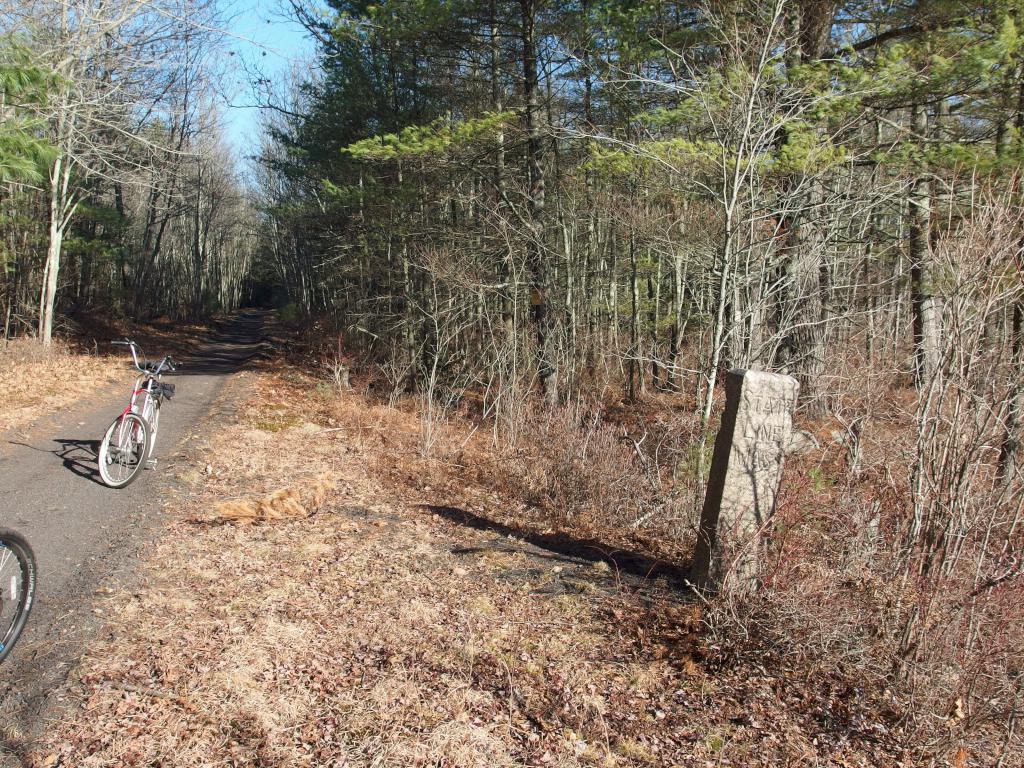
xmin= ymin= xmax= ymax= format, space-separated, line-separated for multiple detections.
xmin=38 ymin=366 xmax=910 ymax=767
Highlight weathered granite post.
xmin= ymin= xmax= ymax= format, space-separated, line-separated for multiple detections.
xmin=690 ymin=369 xmax=799 ymax=592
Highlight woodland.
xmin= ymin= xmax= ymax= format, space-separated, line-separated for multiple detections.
xmin=1 ymin=0 xmax=1023 ymax=762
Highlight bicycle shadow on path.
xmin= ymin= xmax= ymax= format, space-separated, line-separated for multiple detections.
xmin=3 ymin=438 xmax=103 ymax=486
xmin=52 ymin=438 xmax=102 ymax=485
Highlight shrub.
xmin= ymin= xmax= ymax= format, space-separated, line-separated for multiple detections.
xmin=705 ymin=198 xmax=1024 ymax=764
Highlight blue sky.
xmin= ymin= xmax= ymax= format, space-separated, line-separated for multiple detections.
xmin=222 ymin=0 xmax=316 ymax=155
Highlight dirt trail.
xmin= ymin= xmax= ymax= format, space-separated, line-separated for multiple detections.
xmin=0 ymin=311 xmax=271 ymax=759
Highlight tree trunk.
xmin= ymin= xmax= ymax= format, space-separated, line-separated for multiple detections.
xmin=998 ymin=300 xmax=1022 ymax=484
xmin=785 ymin=180 xmax=829 ymax=416
xmin=649 ymin=256 xmax=661 ymax=388
xmin=40 ymin=155 xmax=72 ymax=345
xmin=773 ymin=0 xmax=839 ymax=414
xmin=909 ymin=103 xmax=941 ymax=385
xmin=628 ymin=227 xmax=639 ymax=400
xmin=520 ymin=0 xmax=556 ymax=405
xmin=997 ymin=77 xmax=1024 ymax=484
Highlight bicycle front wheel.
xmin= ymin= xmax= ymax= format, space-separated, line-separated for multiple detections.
xmin=98 ymin=412 xmax=151 ymax=488
xmin=0 ymin=530 xmax=36 ymax=664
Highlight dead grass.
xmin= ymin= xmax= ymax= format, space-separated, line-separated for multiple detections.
xmin=36 ymin=366 xmax=936 ymax=768
xmin=0 ymin=337 xmax=119 ymax=434
xmin=0 ymin=314 xmax=213 ymax=435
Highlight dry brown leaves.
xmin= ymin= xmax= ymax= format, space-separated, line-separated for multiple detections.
xmin=36 ymin=368 xmax=920 ymax=768
xmin=0 ymin=338 xmax=120 ymax=434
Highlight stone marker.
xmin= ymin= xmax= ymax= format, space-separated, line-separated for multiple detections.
xmin=690 ymin=369 xmax=799 ymax=592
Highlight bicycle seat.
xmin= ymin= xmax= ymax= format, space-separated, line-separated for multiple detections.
xmin=142 ymin=361 xmax=162 ymax=373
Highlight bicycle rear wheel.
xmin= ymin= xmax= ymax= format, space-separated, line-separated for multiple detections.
xmin=0 ymin=530 xmax=36 ymax=664
xmin=98 ymin=412 xmax=150 ymax=488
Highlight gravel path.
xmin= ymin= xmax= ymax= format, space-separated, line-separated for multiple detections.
xmin=0 ymin=311 xmax=270 ymax=761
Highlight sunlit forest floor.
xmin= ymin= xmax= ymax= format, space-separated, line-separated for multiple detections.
xmin=0 ymin=338 xmax=119 ymax=435
xmin=0 ymin=316 xmax=217 ymax=435
xmin=34 ymin=355 xmax=951 ymax=767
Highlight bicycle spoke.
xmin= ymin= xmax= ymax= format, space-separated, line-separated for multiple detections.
xmin=0 ymin=533 xmax=35 ymax=661
xmin=0 ymin=551 xmax=22 ymax=635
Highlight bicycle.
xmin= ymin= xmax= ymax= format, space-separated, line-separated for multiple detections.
xmin=98 ymin=339 xmax=177 ymax=489
xmin=0 ymin=529 xmax=36 ymax=664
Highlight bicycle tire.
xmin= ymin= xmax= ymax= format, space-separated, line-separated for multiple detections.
xmin=98 ymin=412 xmax=151 ymax=488
xmin=0 ymin=529 xmax=36 ymax=664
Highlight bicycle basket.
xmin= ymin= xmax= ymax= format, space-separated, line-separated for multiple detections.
xmin=156 ymin=381 xmax=176 ymax=400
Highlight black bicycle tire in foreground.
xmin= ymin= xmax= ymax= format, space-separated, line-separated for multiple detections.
xmin=0 ymin=529 xmax=36 ymax=664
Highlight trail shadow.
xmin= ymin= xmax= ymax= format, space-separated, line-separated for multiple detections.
xmin=421 ymin=504 xmax=692 ymax=592
xmin=166 ymin=312 xmax=272 ymax=376
xmin=169 ymin=344 xmax=269 ymax=376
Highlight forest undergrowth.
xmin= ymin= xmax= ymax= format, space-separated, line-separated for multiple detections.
xmin=3 ymin=0 xmax=1022 ymax=763
xmin=36 ymin=337 xmax=1019 ymax=767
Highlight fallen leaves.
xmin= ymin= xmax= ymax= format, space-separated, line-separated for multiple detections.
xmin=0 ymin=339 xmax=121 ymax=433
xmin=36 ymin=367 xmax=929 ymax=768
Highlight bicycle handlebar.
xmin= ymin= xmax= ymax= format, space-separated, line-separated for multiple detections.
xmin=111 ymin=339 xmax=177 ymax=375
xmin=111 ymin=338 xmax=142 ymax=371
